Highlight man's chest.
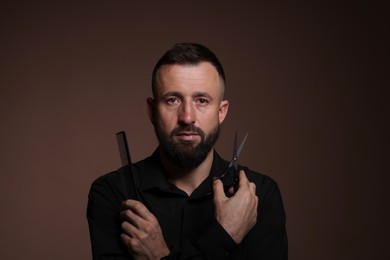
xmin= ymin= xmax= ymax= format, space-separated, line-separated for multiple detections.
xmin=143 ymin=191 xmax=215 ymax=246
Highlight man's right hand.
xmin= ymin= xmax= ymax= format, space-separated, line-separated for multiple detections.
xmin=120 ymin=200 xmax=170 ymax=260
xmin=213 ymin=170 xmax=258 ymax=244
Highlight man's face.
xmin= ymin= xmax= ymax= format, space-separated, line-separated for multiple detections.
xmin=148 ymin=62 xmax=229 ymax=169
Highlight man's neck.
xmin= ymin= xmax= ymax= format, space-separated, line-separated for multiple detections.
xmin=159 ymin=148 xmax=214 ymax=196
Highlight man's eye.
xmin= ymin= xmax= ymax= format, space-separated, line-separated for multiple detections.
xmin=166 ymin=98 xmax=179 ymax=104
xmin=197 ymin=98 xmax=209 ymax=105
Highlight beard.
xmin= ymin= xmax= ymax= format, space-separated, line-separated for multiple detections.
xmin=154 ymin=122 xmax=220 ymax=169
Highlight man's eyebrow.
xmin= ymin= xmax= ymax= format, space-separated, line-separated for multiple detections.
xmin=160 ymin=91 xmax=183 ymax=99
xmin=160 ymin=91 xmax=213 ymax=100
xmin=192 ymin=92 xmax=213 ymax=100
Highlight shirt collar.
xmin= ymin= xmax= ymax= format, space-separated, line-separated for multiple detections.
xmin=138 ymin=148 xmax=229 ymax=198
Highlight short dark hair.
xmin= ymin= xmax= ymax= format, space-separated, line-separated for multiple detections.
xmin=151 ymin=43 xmax=226 ymax=98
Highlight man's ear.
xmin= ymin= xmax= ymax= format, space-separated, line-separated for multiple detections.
xmin=147 ymin=97 xmax=156 ymax=125
xmin=218 ymin=99 xmax=229 ymax=124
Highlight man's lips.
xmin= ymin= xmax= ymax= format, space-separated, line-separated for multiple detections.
xmin=175 ymin=132 xmax=199 ymax=141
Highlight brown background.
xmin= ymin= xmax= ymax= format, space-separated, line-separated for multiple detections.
xmin=0 ymin=1 xmax=388 ymax=259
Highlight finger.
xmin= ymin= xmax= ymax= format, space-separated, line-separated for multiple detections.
xmin=249 ymin=182 xmax=256 ymax=194
xmin=228 ymin=186 xmax=235 ymax=195
xmin=121 ymin=204 xmax=150 ymax=229
xmin=121 ymin=232 xmax=131 ymax=245
xmin=238 ymin=170 xmax=249 ymax=187
xmin=121 ymin=220 xmax=138 ymax=237
xmin=122 ymin=199 xmax=138 ymax=209
xmin=213 ymin=178 xmax=226 ymax=201
xmin=122 ymin=200 xmax=152 ymax=221
xmin=132 ymin=201 xmax=153 ymax=221
xmin=121 ymin=232 xmax=139 ymax=251
xmin=120 ymin=208 xmax=141 ymax=226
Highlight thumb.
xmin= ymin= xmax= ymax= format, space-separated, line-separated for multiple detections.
xmin=213 ymin=178 xmax=226 ymax=202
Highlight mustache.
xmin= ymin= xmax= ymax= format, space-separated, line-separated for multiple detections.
xmin=171 ymin=125 xmax=205 ymax=138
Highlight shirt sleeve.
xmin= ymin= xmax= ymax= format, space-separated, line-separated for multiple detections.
xmin=191 ymin=218 xmax=241 ymax=259
xmin=87 ymin=174 xmax=132 ymax=259
xmin=242 ymin=171 xmax=289 ymax=259
xmin=163 ymin=218 xmax=240 ymax=259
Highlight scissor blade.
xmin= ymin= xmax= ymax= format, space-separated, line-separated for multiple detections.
xmin=233 ymin=131 xmax=237 ymax=158
xmin=228 ymin=131 xmax=238 ymax=169
xmin=228 ymin=131 xmax=248 ymax=168
xmin=236 ymin=132 xmax=249 ymax=158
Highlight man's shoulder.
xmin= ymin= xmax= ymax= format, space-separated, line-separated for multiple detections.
xmin=244 ymin=167 xmax=277 ymax=185
xmin=91 ymin=152 xmax=157 ymax=188
xmin=90 ymin=165 xmax=128 ymax=194
xmin=241 ymin=166 xmax=282 ymax=196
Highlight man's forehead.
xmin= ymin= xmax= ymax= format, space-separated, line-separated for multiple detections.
xmin=155 ymin=62 xmax=223 ymax=96
xmin=157 ymin=62 xmax=218 ymax=77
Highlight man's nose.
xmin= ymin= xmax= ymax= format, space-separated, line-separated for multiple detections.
xmin=178 ymin=102 xmax=196 ymax=125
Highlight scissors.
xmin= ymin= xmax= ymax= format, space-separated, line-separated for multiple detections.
xmin=215 ymin=131 xmax=249 ymax=196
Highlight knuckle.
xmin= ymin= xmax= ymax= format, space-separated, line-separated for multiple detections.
xmin=129 ymin=238 xmax=139 ymax=249
xmin=143 ymin=224 xmax=153 ymax=234
xmin=122 ymin=209 xmax=133 ymax=219
xmin=252 ymin=217 xmax=257 ymax=226
xmin=133 ymin=201 xmax=143 ymax=210
xmin=252 ymin=196 xmax=259 ymax=208
xmin=121 ymin=221 xmax=131 ymax=232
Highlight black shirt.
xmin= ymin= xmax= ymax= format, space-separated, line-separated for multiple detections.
xmin=87 ymin=149 xmax=288 ymax=259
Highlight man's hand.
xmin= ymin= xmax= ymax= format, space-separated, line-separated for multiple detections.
xmin=120 ymin=200 xmax=170 ymax=260
xmin=213 ymin=170 xmax=258 ymax=244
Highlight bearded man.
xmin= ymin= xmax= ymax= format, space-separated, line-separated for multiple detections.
xmin=87 ymin=43 xmax=288 ymax=259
